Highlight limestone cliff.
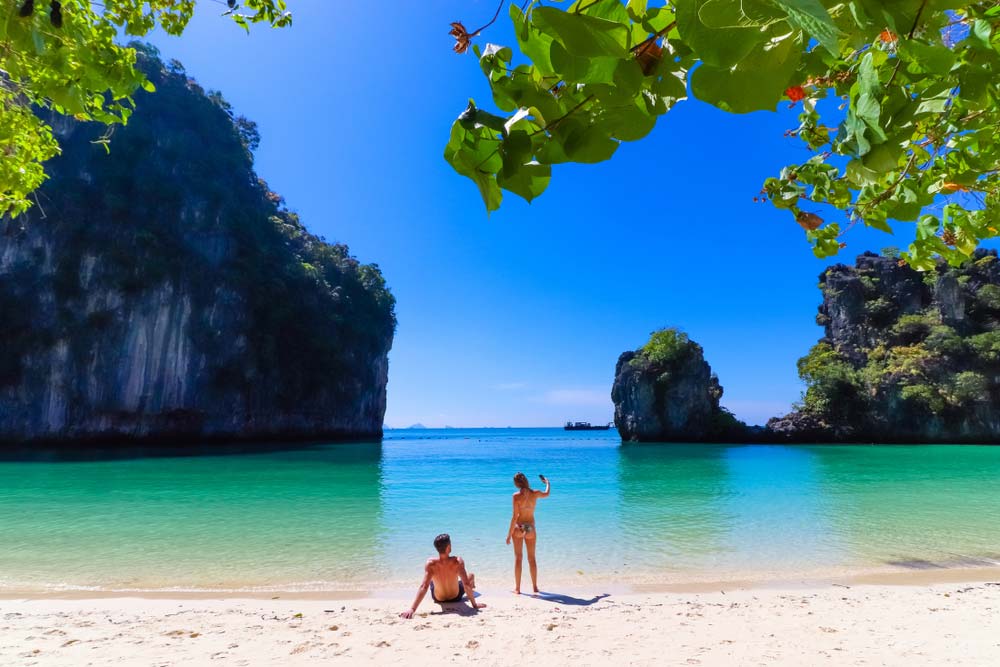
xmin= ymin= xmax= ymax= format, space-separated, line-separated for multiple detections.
xmin=612 ymin=329 xmax=745 ymax=442
xmin=769 ymin=250 xmax=1000 ymax=443
xmin=0 ymin=51 xmax=395 ymax=445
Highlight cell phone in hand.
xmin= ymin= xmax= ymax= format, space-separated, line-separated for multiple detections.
xmin=539 ymin=474 xmax=546 ymax=481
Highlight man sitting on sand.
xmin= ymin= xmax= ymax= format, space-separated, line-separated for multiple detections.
xmin=400 ymin=533 xmax=485 ymax=619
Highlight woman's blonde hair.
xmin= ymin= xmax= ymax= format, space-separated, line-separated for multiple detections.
xmin=513 ymin=472 xmax=529 ymax=489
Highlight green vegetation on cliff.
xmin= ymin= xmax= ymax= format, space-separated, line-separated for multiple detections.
xmin=637 ymin=327 xmax=695 ymax=367
xmin=782 ymin=251 xmax=1000 ymax=442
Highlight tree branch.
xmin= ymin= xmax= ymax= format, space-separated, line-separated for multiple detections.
xmin=886 ymin=2 xmax=929 ymax=87
xmin=857 ymin=153 xmax=918 ymax=213
xmin=908 ymin=0 xmax=928 ymax=38
xmin=531 ymin=94 xmax=595 ymax=135
xmin=631 ymin=21 xmax=677 ymax=55
xmin=470 ymin=0 xmax=505 ymax=38
xmin=573 ymin=0 xmax=603 ymax=14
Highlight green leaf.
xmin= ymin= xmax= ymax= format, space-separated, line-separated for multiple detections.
xmin=865 ymin=208 xmax=892 ymax=233
xmin=596 ymin=99 xmax=657 ymax=141
xmin=511 ymin=5 xmax=556 ymax=75
xmin=560 ymin=120 xmax=620 ymax=162
xmin=857 ymin=51 xmax=881 ymax=98
xmin=501 ymin=130 xmax=533 ymax=172
xmin=675 ymin=0 xmax=772 ymax=67
xmin=887 ymin=181 xmax=926 ymax=222
xmin=570 ymin=0 xmax=630 ymax=23
xmin=31 ymin=29 xmax=45 ymax=55
xmin=845 ymin=158 xmax=880 ymax=185
xmin=770 ymin=0 xmax=841 ymax=56
xmin=550 ymin=42 xmax=619 ymax=84
xmin=690 ymin=32 xmax=802 ymax=113
xmin=970 ymin=19 xmax=992 ymax=50
xmin=533 ymin=7 xmax=629 ymax=57
xmin=897 ymin=40 xmax=956 ymax=75
xmin=458 ymin=100 xmax=508 ymax=134
xmin=498 ymin=162 xmax=552 ymax=202
xmin=861 ymin=142 xmax=901 ymax=173
xmin=613 ymin=59 xmax=644 ymax=96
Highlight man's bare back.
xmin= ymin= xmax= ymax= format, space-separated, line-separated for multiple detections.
xmin=424 ymin=555 xmax=467 ymax=601
xmin=400 ymin=533 xmax=484 ymax=619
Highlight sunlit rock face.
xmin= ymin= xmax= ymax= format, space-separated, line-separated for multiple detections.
xmin=0 ymin=53 xmax=395 ymax=445
xmin=612 ymin=331 xmax=745 ymax=443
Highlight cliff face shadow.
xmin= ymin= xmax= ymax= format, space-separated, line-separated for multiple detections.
xmin=530 ymin=591 xmax=610 ymax=606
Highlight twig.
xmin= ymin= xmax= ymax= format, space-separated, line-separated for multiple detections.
xmin=908 ymin=0 xmax=928 ymax=38
xmin=531 ymin=94 xmax=595 ymax=135
xmin=470 ymin=0 xmax=505 ymax=38
xmin=858 ymin=152 xmax=918 ymax=211
xmin=886 ymin=58 xmax=904 ymax=86
xmin=631 ymin=21 xmax=677 ymax=55
xmin=574 ymin=0 xmax=602 ymax=13
xmin=886 ymin=2 xmax=928 ymax=86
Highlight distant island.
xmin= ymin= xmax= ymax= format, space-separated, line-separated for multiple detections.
xmin=615 ymin=250 xmax=1000 ymax=444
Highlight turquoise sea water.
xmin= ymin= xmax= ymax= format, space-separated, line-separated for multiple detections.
xmin=1 ymin=428 xmax=1000 ymax=592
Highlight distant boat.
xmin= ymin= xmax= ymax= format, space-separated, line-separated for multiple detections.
xmin=564 ymin=421 xmax=612 ymax=431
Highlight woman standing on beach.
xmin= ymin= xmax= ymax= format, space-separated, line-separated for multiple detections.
xmin=505 ymin=472 xmax=550 ymax=594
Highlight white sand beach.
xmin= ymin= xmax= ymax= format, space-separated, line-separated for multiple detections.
xmin=3 ymin=576 xmax=1000 ymax=666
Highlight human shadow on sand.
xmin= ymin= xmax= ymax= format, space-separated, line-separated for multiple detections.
xmin=430 ymin=592 xmax=486 ymax=616
xmin=529 ymin=592 xmax=610 ymax=606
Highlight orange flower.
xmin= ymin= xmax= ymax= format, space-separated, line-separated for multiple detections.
xmin=785 ymin=86 xmax=806 ymax=103
xmin=879 ymin=29 xmax=898 ymax=44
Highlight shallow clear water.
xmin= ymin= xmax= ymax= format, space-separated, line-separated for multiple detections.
xmin=1 ymin=428 xmax=1000 ymax=591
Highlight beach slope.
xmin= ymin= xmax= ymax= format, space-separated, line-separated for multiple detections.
xmin=2 ymin=582 xmax=999 ymax=665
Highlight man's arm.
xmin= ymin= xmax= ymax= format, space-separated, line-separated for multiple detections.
xmin=400 ymin=562 xmax=433 ymax=619
xmin=457 ymin=558 xmax=484 ymax=610
xmin=538 ymin=475 xmax=551 ymax=498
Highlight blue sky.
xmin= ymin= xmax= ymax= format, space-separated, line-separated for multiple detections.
xmin=150 ymin=2 xmax=921 ymax=428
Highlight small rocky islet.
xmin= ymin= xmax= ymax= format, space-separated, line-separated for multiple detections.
xmin=614 ymin=250 xmax=1000 ymax=443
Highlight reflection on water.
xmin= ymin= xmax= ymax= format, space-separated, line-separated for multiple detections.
xmin=808 ymin=445 xmax=1000 ymax=569
xmin=0 ymin=431 xmax=999 ymax=591
xmin=0 ymin=442 xmax=385 ymax=590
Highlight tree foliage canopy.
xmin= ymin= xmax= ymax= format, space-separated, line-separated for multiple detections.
xmin=445 ymin=0 xmax=1000 ymax=269
xmin=0 ymin=0 xmax=290 ymax=218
